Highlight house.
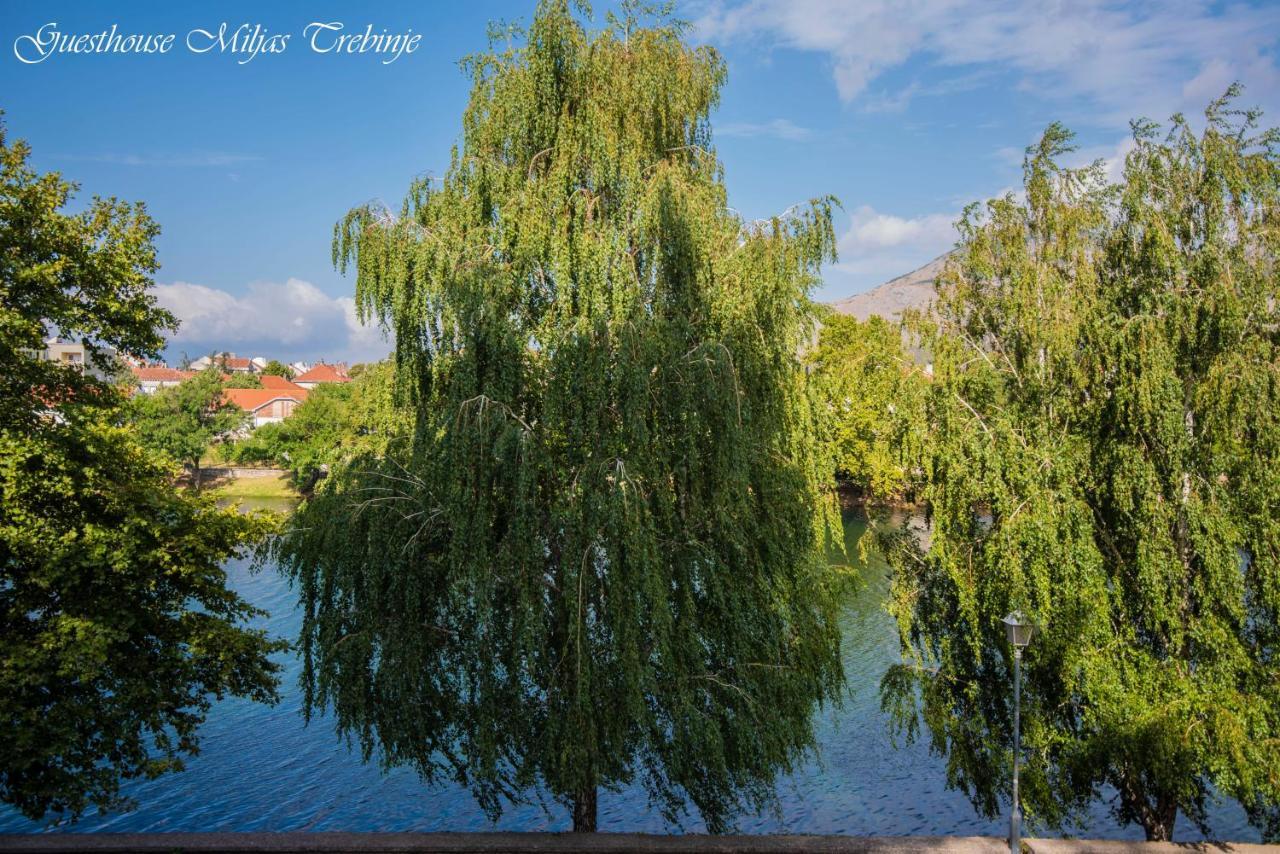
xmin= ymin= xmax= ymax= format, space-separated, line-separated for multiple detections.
xmin=223 ymin=387 xmax=309 ymax=428
xmin=190 ymin=352 xmax=262 ymax=374
xmin=42 ymin=338 xmax=88 ymax=370
xmin=131 ymin=365 xmax=195 ymax=394
xmin=35 ymin=337 xmax=119 ymax=380
xmin=293 ymin=362 xmax=350 ymax=390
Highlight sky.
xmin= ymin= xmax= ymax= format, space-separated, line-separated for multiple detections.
xmin=2 ymin=0 xmax=1278 ymax=364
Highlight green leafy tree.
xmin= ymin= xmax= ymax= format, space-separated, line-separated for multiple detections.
xmin=261 ymin=359 xmax=293 ymax=379
xmin=129 ymin=367 xmax=248 ymax=488
xmin=275 ymin=2 xmax=844 ymax=832
xmin=807 ymin=310 xmax=928 ymax=501
xmin=224 ymin=371 xmax=263 ymax=389
xmin=232 ymin=360 xmax=408 ymax=487
xmin=0 ymin=117 xmax=283 ymax=822
xmin=879 ymin=91 xmax=1280 ymax=841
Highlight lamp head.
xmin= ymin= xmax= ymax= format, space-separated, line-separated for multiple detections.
xmin=1003 ymin=611 xmax=1033 ymax=649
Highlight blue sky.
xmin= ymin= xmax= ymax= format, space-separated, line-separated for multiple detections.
xmin=2 ymin=0 xmax=1277 ymax=363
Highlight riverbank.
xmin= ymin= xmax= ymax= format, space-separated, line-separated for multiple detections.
xmin=0 ymin=833 xmax=1273 ymax=853
xmin=202 ymin=467 xmax=298 ymax=502
xmin=833 ymin=481 xmax=921 ymax=514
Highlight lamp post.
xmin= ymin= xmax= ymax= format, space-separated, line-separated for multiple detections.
xmin=1003 ymin=611 xmax=1033 ymax=854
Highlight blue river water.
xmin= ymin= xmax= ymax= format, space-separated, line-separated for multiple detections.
xmin=0 ymin=509 xmax=1259 ymax=841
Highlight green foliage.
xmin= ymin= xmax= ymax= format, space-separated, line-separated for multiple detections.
xmin=878 ymin=90 xmax=1280 ymax=842
xmin=128 ymin=367 xmax=248 ymax=487
xmin=231 ymin=361 xmax=408 ymax=486
xmin=807 ymin=311 xmax=928 ymax=501
xmin=261 ymin=360 xmax=294 ymax=379
xmin=277 ymin=1 xmax=844 ymax=832
xmin=224 ymin=372 xmax=263 ymax=388
xmin=0 ymin=116 xmax=170 ymax=430
xmin=0 ymin=118 xmax=284 ymax=823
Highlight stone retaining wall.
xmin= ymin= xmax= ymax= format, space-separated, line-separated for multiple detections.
xmin=200 ymin=466 xmax=288 ymax=480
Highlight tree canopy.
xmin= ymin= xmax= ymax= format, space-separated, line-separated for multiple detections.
xmin=276 ymin=1 xmax=845 ymax=832
xmin=878 ymin=91 xmax=1280 ymax=842
xmin=231 ymin=360 xmax=409 ymax=488
xmin=0 ymin=117 xmax=283 ymax=822
xmin=224 ymin=372 xmax=264 ymax=389
xmin=807 ymin=311 xmax=928 ymax=501
xmin=128 ymin=367 xmax=249 ymax=487
xmin=261 ymin=359 xmax=294 ymax=379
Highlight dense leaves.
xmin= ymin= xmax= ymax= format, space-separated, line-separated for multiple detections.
xmin=0 ymin=117 xmax=168 ymax=429
xmin=276 ymin=1 xmax=845 ymax=832
xmin=260 ymin=360 xmax=294 ymax=379
xmin=231 ymin=361 xmax=409 ymax=487
xmin=224 ymin=372 xmax=263 ymax=389
xmin=0 ymin=118 xmax=284 ymax=822
xmin=878 ymin=91 xmax=1280 ymax=841
xmin=128 ymin=367 xmax=249 ymax=488
xmin=807 ymin=311 xmax=928 ymax=501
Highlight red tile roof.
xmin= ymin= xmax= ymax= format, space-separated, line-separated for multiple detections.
xmin=218 ymin=356 xmax=254 ymax=370
xmin=294 ymin=363 xmax=350 ymax=384
xmin=222 ymin=387 xmax=307 ymax=414
xmin=132 ymin=365 xmax=194 ymax=382
xmin=259 ymin=375 xmax=306 ymax=391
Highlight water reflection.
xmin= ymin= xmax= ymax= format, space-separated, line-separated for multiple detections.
xmin=0 ymin=511 xmax=1256 ymax=840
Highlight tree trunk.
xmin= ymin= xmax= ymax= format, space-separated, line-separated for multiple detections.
xmin=1143 ymin=797 xmax=1177 ymax=842
xmin=1119 ymin=772 xmax=1178 ymax=842
xmin=191 ymin=460 xmax=202 ymax=491
xmin=572 ymin=787 xmax=597 ymax=832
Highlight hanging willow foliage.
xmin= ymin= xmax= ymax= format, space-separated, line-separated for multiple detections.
xmin=274 ymin=0 xmax=844 ymax=832
xmin=878 ymin=89 xmax=1280 ymax=842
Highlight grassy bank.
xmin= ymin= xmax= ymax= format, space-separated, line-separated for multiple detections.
xmin=208 ymin=473 xmax=298 ymax=502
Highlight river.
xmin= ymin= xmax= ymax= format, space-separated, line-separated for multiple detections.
xmin=0 ymin=509 xmax=1258 ymax=840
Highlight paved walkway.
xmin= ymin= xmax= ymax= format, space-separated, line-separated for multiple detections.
xmin=0 ymin=834 xmax=1274 ymax=854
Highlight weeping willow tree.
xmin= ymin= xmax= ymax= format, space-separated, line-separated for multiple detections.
xmin=878 ymin=89 xmax=1280 ymax=842
xmin=275 ymin=1 xmax=844 ymax=832
xmin=806 ymin=310 xmax=929 ymax=502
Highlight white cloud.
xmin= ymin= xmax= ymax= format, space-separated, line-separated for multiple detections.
xmin=994 ymin=145 xmax=1024 ymax=168
xmin=152 ymin=278 xmax=391 ymax=364
xmin=839 ymin=205 xmax=957 ymax=256
xmin=695 ymin=0 xmax=1280 ymax=124
xmin=814 ymin=204 xmax=959 ymax=300
xmin=862 ymin=71 xmax=992 ymax=113
xmin=860 ymin=83 xmax=922 ymax=115
xmin=718 ymin=118 xmax=812 ymax=140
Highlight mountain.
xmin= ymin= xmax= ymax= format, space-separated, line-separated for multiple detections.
xmin=827 ymin=254 xmax=948 ymax=321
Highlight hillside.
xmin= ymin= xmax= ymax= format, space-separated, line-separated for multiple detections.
xmin=827 ymin=254 xmax=948 ymax=320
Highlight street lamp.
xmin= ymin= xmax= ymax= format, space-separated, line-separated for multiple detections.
xmin=1003 ymin=611 xmax=1033 ymax=854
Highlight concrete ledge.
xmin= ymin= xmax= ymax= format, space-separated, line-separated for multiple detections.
xmin=0 ymin=834 xmax=998 ymax=854
xmin=1027 ymin=841 xmax=1273 ymax=854
xmin=0 ymin=835 xmax=1271 ymax=854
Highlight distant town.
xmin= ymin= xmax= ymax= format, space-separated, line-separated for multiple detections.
xmin=34 ymin=336 xmax=352 ymax=428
